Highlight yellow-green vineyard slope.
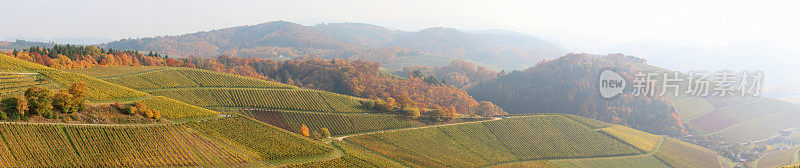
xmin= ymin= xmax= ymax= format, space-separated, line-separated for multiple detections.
xmin=289 ymin=114 xmax=725 ymax=168
xmin=71 ymin=66 xmax=371 ymax=113
xmin=69 ymin=66 xmax=297 ymax=90
xmin=0 ymin=54 xmax=218 ymax=120
xmin=0 ymin=115 xmax=334 ymax=167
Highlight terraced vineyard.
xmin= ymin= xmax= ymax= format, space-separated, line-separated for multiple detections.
xmin=633 ymin=63 xmax=800 ymax=142
xmin=756 ymin=148 xmax=798 ymax=168
xmin=684 ymin=97 xmax=800 ymax=142
xmin=1 ymin=53 xmax=731 ymax=168
xmin=322 ymin=114 xmax=727 ymax=168
xmin=74 ymin=67 xmax=296 ymax=90
xmin=0 ymin=72 xmax=56 ymax=97
xmin=601 ymin=125 xmax=661 ymax=152
xmin=653 ymin=138 xmax=722 ymax=168
xmin=149 ymin=88 xmax=370 ymax=113
xmin=71 ymin=66 xmax=373 ymax=114
xmin=284 ymin=141 xmax=405 ymax=168
xmin=347 ymin=115 xmax=640 ymax=167
xmin=548 ymin=155 xmax=669 ymax=168
xmin=140 ymin=96 xmax=220 ymax=119
xmin=239 ymin=109 xmax=422 ymax=136
xmin=0 ymin=55 xmax=148 ymax=101
xmin=185 ymin=116 xmax=333 ymax=160
xmin=0 ymin=54 xmax=217 ymax=120
xmin=67 ymin=66 xmax=169 ymax=78
xmin=0 ymin=122 xmax=255 ymax=167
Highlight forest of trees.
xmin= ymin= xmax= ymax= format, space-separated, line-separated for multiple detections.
xmin=402 ymin=59 xmax=499 ymax=89
xmin=468 ymin=54 xmax=686 ymax=136
xmin=4 ymin=45 xmax=498 ymax=116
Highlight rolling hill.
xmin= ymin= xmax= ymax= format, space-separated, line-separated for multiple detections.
xmin=1 ymin=53 xmax=731 ymax=167
xmin=0 ymin=54 xmax=339 ymax=167
xmin=467 ymin=54 xmax=686 ymax=136
xmin=628 ymin=62 xmax=800 ymax=143
xmin=68 ymin=66 xmax=426 ymax=136
xmin=309 ymin=114 xmax=728 ymax=168
xmin=98 ymin=21 xmax=566 ymax=70
xmin=469 ymin=53 xmax=800 ymax=144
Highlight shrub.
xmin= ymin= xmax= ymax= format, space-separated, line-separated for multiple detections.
xmin=401 ymin=107 xmax=421 ymax=119
xmin=300 ymin=124 xmax=310 ymax=137
xmin=152 ymin=109 xmax=161 ymax=119
xmin=320 ymin=127 xmax=331 ymax=139
xmin=425 ymin=108 xmax=450 ymax=122
xmin=24 ymin=86 xmax=53 ymax=116
xmin=0 ymin=97 xmax=22 ymax=120
xmin=52 ymin=89 xmax=74 ymax=113
xmin=127 ymin=106 xmax=138 ymax=115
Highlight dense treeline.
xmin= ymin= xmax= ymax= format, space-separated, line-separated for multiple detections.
xmin=402 ymin=59 xmax=499 ymax=89
xmin=4 ymin=45 xmax=494 ymax=115
xmin=468 ymin=54 xmax=686 ymax=136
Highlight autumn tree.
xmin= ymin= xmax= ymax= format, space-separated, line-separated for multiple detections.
xmin=0 ymin=97 xmax=27 ymax=120
xmin=52 ymin=89 xmax=75 ymax=113
xmin=373 ymin=98 xmax=394 ymax=112
xmin=15 ymin=97 xmax=26 ymax=119
xmin=476 ymin=101 xmax=504 ymax=117
xmin=425 ymin=108 xmax=450 ymax=122
xmin=0 ymin=97 xmax=19 ymax=120
xmin=401 ymin=107 xmax=421 ymax=119
xmin=68 ymin=81 xmax=87 ymax=111
xmin=394 ymin=94 xmax=416 ymax=108
xmin=152 ymin=109 xmax=162 ymax=119
xmin=132 ymin=101 xmax=154 ymax=118
xmin=320 ymin=128 xmax=331 ymax=139
xmin=24 ymin=86 xmax=53 ymax=118
xmin=300 ymin=124 xmax=310 ymax=137
xmin=311 ymin=131 xmax=322 ymax=140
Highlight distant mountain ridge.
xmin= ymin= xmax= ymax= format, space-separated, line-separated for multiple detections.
xmin=97 ymin=21 xmax=566 ymax=70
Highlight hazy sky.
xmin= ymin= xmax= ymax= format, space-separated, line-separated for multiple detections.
xmin=2 ymin=0 xmax=799 ymax=51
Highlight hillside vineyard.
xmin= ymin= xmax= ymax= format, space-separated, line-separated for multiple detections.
xmin=0 ymin=16 xmax=794 ymax=167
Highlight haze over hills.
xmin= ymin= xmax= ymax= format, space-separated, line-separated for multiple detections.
xmin=97 ymin=21 xmax=566 ymax=70
xmin=598 ymin=41 xmax=800 ymax=98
